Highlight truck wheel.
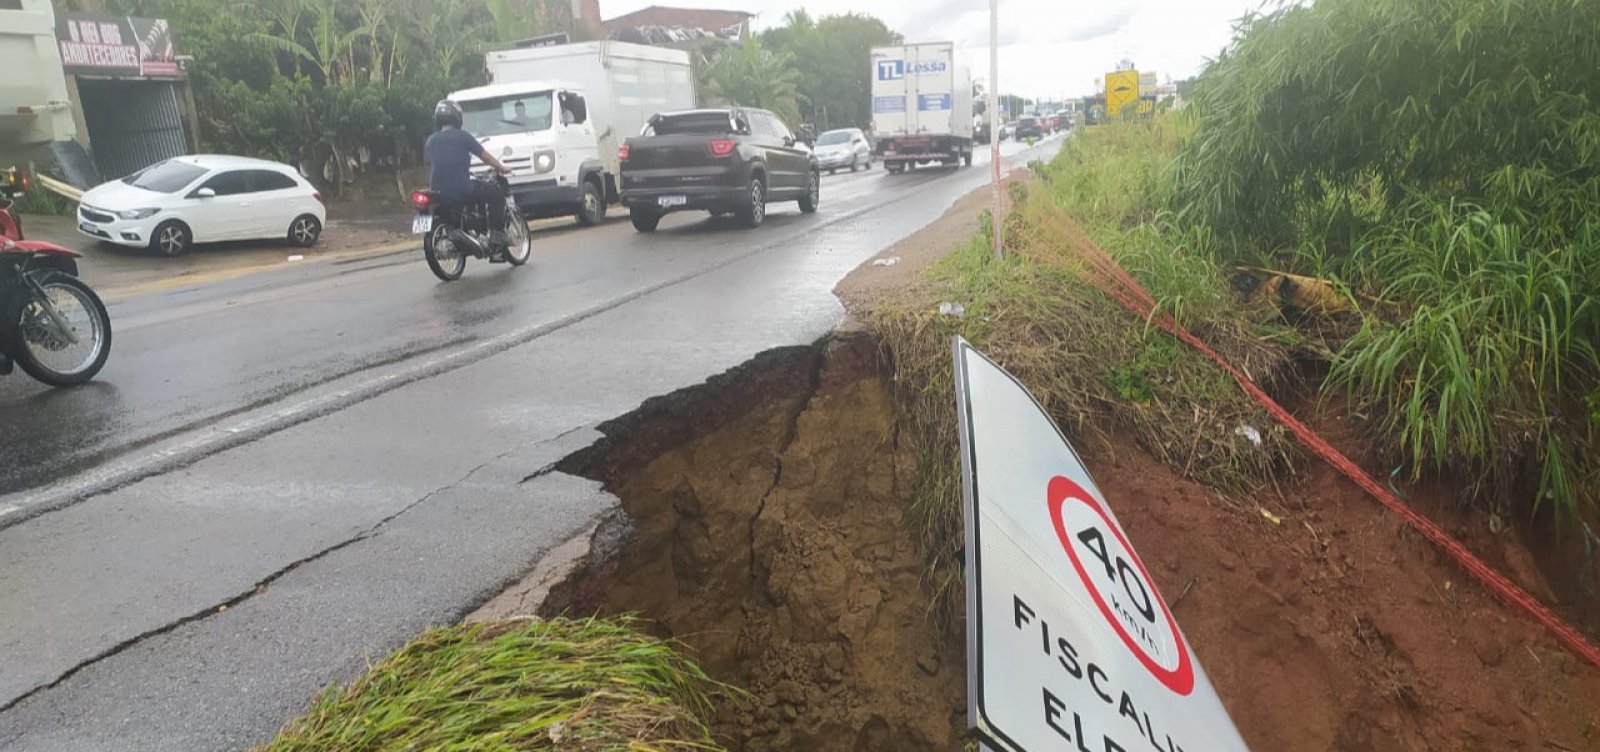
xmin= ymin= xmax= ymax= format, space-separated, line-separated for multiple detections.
xmin=739 ymin=176 xmax=767 ymax=228
xmin=576 ymin=179 xmax=606 ymax=227
xmin=962 ymin=151 xmax=973 ymax=167
xmin=798 ymin=170 xmax=819 ymax=214
xmin=630 ymin=208 xmax=661 ymax=233
xmin=886 ymin=162 xmax=904 ymax=174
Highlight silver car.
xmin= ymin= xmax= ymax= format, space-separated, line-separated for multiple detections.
xmin=812 ymin=128 xmax=873 ymax=174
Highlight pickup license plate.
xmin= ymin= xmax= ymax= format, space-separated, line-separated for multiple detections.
xmin=411 ymin=213 xmax=433 ymax=234
xmin=657 ymin=195 xmax=688 ymax=208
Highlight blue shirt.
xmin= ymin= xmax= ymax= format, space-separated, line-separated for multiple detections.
xmin=425 ymin=128 xmax=487 ymax=200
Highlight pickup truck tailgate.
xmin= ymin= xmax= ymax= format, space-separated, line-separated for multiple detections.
xmin=623 ymin=134 xmax=737 ymax=189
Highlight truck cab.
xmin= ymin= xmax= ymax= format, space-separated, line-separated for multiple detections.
xmin=447 ymin=81 xmax=609 ymax=226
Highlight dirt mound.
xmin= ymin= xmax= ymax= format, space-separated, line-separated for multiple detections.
xmin=556 ymin=335 xmax=966 ymax=750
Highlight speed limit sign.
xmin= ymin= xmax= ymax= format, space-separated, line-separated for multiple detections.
xmin=953 ymin=337 xmax=1249 ymax=752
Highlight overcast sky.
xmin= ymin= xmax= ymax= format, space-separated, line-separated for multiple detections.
xmin=603 ymin=0 xmax=1270 ymax=98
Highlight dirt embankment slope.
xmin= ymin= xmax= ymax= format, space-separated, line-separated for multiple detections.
xmin=538 ymin=188 xmax=1600 ymax=751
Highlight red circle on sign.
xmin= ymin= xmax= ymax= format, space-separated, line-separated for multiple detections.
xmin=1048 ymin=475 xmax=1195 ymax=695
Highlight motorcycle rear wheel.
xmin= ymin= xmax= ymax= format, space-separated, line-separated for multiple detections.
xmin=14 ymin=273 xmax=112 ymax=387
xmin=424 ymin=223 xmax=466 ymax=282
xmin=504 ymin=209 xmax=531 ymax=267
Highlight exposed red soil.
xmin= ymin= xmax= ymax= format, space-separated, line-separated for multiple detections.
xmin=545 ymin=189 xmax=1600 ymax=751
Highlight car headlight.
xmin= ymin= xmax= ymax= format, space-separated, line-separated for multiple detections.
xmin=116 ymin=208 xmax=159 ymax=220
xmin=534 ymin=152 xmax=555 ymax=174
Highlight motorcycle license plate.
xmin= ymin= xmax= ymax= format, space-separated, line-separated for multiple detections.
xmin=657 ymin=195 xmax=688 ymax=208
xmin=411 ymin=213 xmax=433 ymax=234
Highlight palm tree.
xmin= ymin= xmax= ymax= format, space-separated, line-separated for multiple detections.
xmin=250 ymin=0 xmax=366 ymax=85
xmin=708 ymin=37 xmax=803 ymax=123
xmin=410 ymin=0 xmax=478 ymax=80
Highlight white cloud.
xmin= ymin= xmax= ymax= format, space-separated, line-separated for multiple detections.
xmin=602 ymin=0 xmax=1256 ymax=97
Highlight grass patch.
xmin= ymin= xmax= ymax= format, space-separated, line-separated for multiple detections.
xmin=13 ymin=186 xmax=72 ymax=217
xmin=863 ymin=120 xmax=1298 ymax=626
xmin=259 ymin=616 xmax=728 ymax=752
xmin=1170 ymin=0 xmax=1600 ymax=523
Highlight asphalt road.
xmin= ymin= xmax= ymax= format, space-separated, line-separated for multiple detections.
xmin=0 ymin=136 xmax=1063 ymax=750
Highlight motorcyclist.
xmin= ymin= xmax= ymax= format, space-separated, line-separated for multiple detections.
xmin=425 ymin=100 xmax=513 ymax=248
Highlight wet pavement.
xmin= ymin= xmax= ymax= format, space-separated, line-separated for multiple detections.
xmin=22 ymin=213 xmax=416 ymax=301
xmin=0 ymin=136 xmax=1064 ymax=750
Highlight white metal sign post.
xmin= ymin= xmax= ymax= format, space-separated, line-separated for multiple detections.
xmin=954 ymin=337 xmax=1250 ymax=752
xmin=988 ymin=0 xmax=1002 ymax=260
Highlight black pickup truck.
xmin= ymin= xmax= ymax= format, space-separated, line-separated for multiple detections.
xmin=619 ymin=108 xmax=820 ymax=232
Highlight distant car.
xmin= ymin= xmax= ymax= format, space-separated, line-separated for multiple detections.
xmin=812 ymin=128 xmax=872 ymax=174
xmin=77 ymin=155 xmax=325 ymax=257
xmin=1054 ymin=110 xmax=1074 ymax=133
xmin=1015 ymin=116 xmax=1043 ymax=140
xmin=999 ymin=122 xmax=1017 ymax=140
xmin=619 ymin=107 xmax=819 ymax=232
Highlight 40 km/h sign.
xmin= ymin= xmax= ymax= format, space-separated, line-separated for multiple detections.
xmin=954 ymin=338 xmax=1249 ymax=752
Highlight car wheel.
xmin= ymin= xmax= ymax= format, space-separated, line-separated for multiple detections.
xmin=150 ymin=220 xmax=191 ymax=257
xmin=799 ymin=170 xmax=819 ymax=214
xmin=575 ymin=179 xmax=605 ymax=227
xmin=630 ymin=207 xmax=661 ymax=233
xmin=287 ymin=214 xmax=322 ymax=247
xmin=739 ymin=176 xmax=767 ymax=228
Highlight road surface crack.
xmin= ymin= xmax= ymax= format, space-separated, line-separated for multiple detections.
xmin=520 ymin=424 xmax=593 ymax=483
xmin=0 ymin=448 xmax=520 ymax=714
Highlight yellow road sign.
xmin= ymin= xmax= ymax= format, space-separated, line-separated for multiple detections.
xmin=1105 ymin=70 xmax=1139 ymax=119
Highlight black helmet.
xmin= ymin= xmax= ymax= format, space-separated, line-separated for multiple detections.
xmin=434 ymin=99 xmax=463 ymax=129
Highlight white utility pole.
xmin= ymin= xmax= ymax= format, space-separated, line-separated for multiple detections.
xmin=989 ymin=0 xmax=1002 ymax=260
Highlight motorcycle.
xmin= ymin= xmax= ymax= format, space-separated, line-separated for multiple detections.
xmin=409 ymin=173 xmax=531 ymax=282
xmin=0 ymin=237 xmax=112 ymax=386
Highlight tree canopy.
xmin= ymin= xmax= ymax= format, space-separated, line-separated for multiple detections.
xmin=759 ymin=12 xmax=902 ymax=130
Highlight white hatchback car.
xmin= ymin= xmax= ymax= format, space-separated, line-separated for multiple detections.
xmin=77 ymin=155 xmax=326 ymax=257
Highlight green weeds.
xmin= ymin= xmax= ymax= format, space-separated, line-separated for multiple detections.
xmin=260 ymin=616 xmax=727 ymax=752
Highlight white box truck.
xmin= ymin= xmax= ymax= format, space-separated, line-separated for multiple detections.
xmin=448 ymin=41 xmax=694 ymax=225
xmin=869 ymin=42 xmax=974 ymax=173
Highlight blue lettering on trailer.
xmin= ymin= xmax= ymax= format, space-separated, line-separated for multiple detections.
xmin=873 ymin=96 xmax=907 ymax=113
xmin=877 ymin=58 xmax=948 ymax=81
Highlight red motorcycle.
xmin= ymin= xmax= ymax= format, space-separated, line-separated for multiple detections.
xmin=0 ymin=169 xmax=113 ymax=386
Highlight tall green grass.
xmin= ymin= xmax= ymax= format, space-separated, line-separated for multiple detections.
xmin=1171 ymin=0 xmax=1600 ymax=523
xmin=1330 ymin=193 xmax=1599 ymax=521
xmin=260 ymin=617 xmax=727 ymax=752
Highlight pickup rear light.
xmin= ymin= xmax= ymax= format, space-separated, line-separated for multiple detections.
xmin=618 ymin=144 xmax=631 ymax=161
xmin=410 ymin=191 xmax=430 ymax=208
xmin=709 ymin=139 xmax=737 ymax=157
